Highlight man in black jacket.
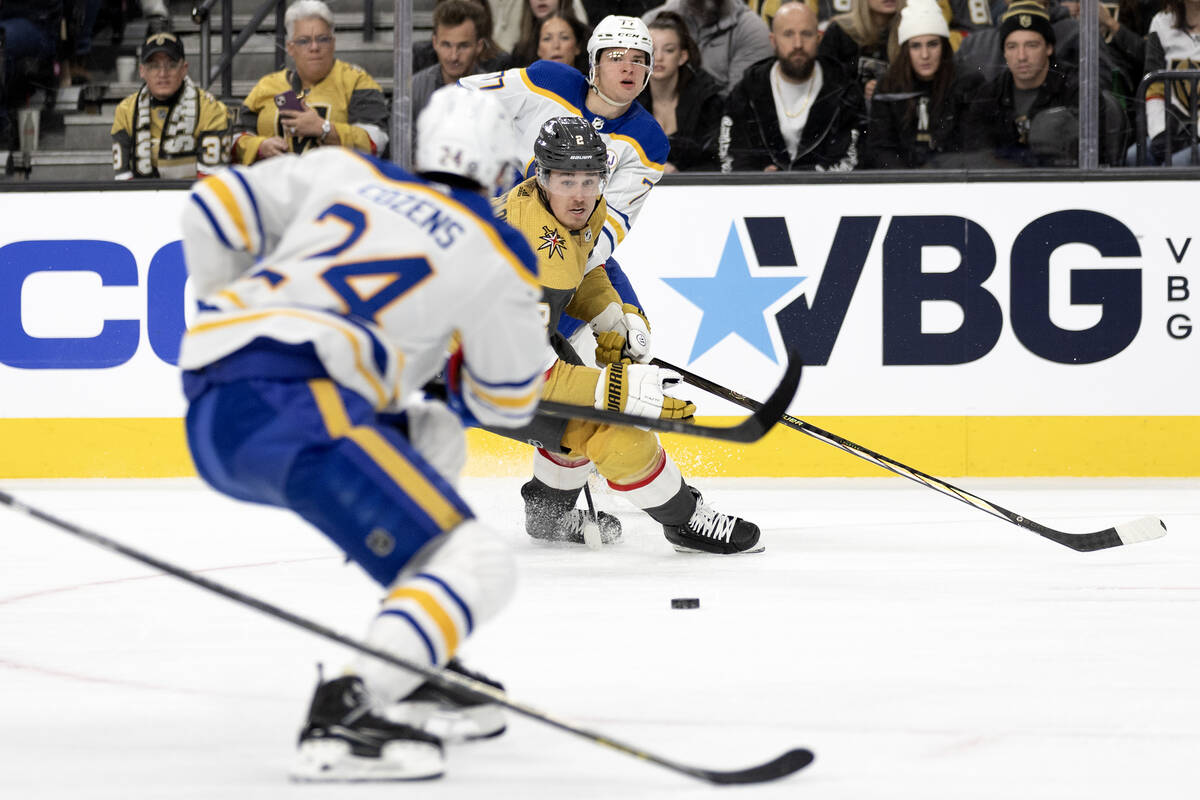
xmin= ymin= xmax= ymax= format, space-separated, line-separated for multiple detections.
xmin=719 ymin=1 xmax=864 ymax=172
xmin=959 ymin=0 xmax=1122 ymax=166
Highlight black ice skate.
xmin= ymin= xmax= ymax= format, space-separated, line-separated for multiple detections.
xmin=662 ymin=487 xmax=763 ymax=554
xmin=291 ymin=675 xmax=444 ymax=782
xmin=387 ymin=658 xmax=508 ymax=743
xmin=521 ymin=479 xmax=622 ymax=545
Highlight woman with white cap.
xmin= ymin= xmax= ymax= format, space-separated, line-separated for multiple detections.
xmin=862 ymin=0 xmax=976 ymax=168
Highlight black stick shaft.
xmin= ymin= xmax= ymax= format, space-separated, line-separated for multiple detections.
xmin=0 ymin=488 xmax=811 ymax=784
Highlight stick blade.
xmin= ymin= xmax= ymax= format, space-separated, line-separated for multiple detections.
xmin=692 ymin=747 xmax=815 ymax=785
xmin=1115 ymin=516 xmax=1168 ymax=546
xmin=1043 ymin=516 xmax=1168 ymax=552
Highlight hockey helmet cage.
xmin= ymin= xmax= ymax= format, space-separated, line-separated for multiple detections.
xmin=415 ymin=85 xmax=520 ymax=194
xmin=587 ymin=15 xmax=654 ymax=79
xmin=534 ymin=116 xmax=609 ymax=174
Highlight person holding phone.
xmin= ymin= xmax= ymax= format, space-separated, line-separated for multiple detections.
xmin=233 ymin=0 xmax=389 ymax=163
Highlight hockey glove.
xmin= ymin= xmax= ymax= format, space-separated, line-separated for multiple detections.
xmin=590 ymin=302 xmax=651 ymax=365
xmin=593 ymin=363 xmax=695 ymax=421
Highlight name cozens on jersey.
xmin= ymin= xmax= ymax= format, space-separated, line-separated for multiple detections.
xmin=356 ymin=184 xmax=465 ymax=249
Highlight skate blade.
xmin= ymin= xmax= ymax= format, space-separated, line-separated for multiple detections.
xmin=290 ymin=739 xmax=444 ymax=782
xmin=670 ymin=543 xmax=766 ymax=555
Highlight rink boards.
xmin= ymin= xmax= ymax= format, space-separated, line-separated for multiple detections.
xmin=0 ymin=180 xmax=1196 ymax=478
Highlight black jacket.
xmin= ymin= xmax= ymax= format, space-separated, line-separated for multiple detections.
xmin=961 ymin=63 xmax=1085 ymax=166
xmin=637 ymin=66 xmax=724 ymax=171
xmin=720 ymin=56 xmax=865 ymax=172
xmin=863 ymin=73 xmax=981 ymax=169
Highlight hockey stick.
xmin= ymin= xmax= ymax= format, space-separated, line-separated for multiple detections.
xmin=651 ymin=358 xmax=1166 ymax=553
xmin=0 ymin=488 xmax=814 ymax=785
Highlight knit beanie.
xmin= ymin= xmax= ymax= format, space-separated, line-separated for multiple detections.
xmin=998 ymin=0 xmax=1055 ymax=48
xmin=897 ymin=0 xmax=950 ymax=45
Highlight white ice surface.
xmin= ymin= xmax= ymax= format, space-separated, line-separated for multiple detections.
xmin=1 ymin=477 xmax=1197 ymax=799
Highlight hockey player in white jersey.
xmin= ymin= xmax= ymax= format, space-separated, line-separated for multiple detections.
xmin=177 ymin=85 xmax=546 ymax=781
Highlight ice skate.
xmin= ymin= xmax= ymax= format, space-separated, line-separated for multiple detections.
xmin=291 ymin=675 xmax=444 ymax=782
xmin=662 ymin=488 xmax=763 ymax=554
xmin=388 ymin=658 xmax=508 ymax=742
xmin=521 ymin=479 xmax=622 ymax=545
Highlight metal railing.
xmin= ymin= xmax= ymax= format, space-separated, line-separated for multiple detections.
xmin=191 ymin=0 xmax=377 ymax=100
xmin=1134 ymin=70 xmax=1200 ymax=167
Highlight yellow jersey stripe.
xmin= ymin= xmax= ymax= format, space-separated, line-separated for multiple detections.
xmin=308 ymin=379 xmax=351 ymax=435
xmin=187 ymin=309 xmax=389 ymax=407
xmin=387 ymin=586 xmax=460 ymax=656
xmin=518 ymin=68 xmax=582 ymax=115
xmin=609 ymin=133 xmax=666 ymax=171
xmin=307 ymin=380 xmax=466 ymax=532
xmin=352 ymin=153 xmax=542 ymax=292
xmin=464 ymin=372 xmax=540 ymax=409
xmin=605 ymin=213 xmax=627 ymax=245
xmin=216 ymin=289 xmax=247 ymax=309
xmin=202 ymin=175 xmax=255 ymax=253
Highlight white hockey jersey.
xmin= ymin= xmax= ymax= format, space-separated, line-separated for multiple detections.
xmin=459 ymin=60 xmax=669 ymax=271
xmin=177 ymin=148 xmax=547 ymax=427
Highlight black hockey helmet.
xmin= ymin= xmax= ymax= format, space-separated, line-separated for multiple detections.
xmin=533 ymin=116 xmax=609 ymax=174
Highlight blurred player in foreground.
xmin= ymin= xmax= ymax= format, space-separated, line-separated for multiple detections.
xmin=176 ymin=86 xmax=546 ymax=780
xmin=492 ymin=116 xmax=763 ymax=555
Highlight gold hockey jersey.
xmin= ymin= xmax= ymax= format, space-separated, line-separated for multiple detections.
xmin=233 ymin=60 xmax=389 ymax=164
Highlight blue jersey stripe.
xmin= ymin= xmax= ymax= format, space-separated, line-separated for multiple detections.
xmin=416 ymin=572 xmax=475 ymax=634
xmin=190 ymin=194 xmax=234 ymax=250
xmin=229 ymin=168 xmax=265 ymax=256
xmin=379 ymin=608 xmax=438 ymax=664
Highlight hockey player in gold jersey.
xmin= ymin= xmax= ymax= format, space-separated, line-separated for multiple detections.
xmin=492 ymin=116 xmax=763 ymax=555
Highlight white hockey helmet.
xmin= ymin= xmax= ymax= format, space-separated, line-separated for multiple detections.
xmin=415 ymin=85 xmax=520 ymax=194
xmin=586 ymin=15 xmax=654 ymax=82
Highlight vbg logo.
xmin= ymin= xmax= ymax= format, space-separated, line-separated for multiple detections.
xmin=0 ymin=240 xmax=188 ymax=368
xmin=668 ymin=210 xmax=1145 ymax=366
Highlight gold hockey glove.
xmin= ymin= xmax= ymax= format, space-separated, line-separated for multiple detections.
xmin=590 ymin=303 xmax=651 ymax=365
xmin=593 ymin=363 xmax=695 ymax=421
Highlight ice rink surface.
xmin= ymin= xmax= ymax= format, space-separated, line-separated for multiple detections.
xmin=1 ymin=476 xmax=1197 ymax=799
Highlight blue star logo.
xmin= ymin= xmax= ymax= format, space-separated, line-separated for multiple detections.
xmin=663 ymin=222 xmax=804 ymax=364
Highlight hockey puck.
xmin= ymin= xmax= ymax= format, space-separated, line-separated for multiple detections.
xmin=670 ymin=597 xmax=700 ymax=609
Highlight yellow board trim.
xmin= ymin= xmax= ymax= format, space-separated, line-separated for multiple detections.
xmin=307 ymin=380 xmax=465 ymax=531
xmin=3 ymin=417 xmax=1199 ymax=478
xmin=386 ymin=586 xmax=460 ymax=656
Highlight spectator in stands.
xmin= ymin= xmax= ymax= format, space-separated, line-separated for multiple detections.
xmin=960 ymin=0 xmax=1122 ymax=165
xmin=0 ymin=1 xmax=62 ymax=148
xmin=643 ymin=0 xmax=774 ymax=93
xmin=414 ymin=0 xmax=511 ymax=73
xmin=864 ymin=0 xmax=978 ymax=167
xmin=525 ymin=10 xmax=590 ymax=70
xmin=233 ymin=0 xmax=388 ymax=163
xmin=414 ymin=0 xmax=492 ymax=120
xmin=637 ymin=10 xmax=724 ymax=170
xmin=111 ymin=31 xmax=231 ymax=179
xmin=720 ymin=1 xmax=865 ymax=171
xmin=819 ymin=0 xmax=905 ymax=101
xmin=513 ymin=5 xmax=588 ymax=65
xmin=499 ymin=0 xmax=588 ymax=55
xmin=1131 ymin=0 xmax=1200 ymax=164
